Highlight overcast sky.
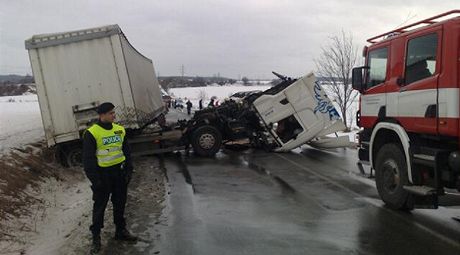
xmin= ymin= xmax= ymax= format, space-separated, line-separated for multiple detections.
xmin=0 ymin=0 xmax=457 ymax=79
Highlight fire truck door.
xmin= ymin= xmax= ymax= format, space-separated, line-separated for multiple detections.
xmin=398 ymin=29 xmax=441 ymax=135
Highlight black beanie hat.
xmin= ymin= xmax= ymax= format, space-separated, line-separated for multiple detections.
xmin=96 ymin=102 xmax=115 ymax=114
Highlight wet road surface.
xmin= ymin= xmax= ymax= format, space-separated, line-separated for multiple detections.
xmin=153 ymin=147 xmax=460 ymax=255
xmin=110 ymin=145 xmax=460 ymax=255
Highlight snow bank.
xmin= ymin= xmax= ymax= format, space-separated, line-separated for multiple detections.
xmin=0 ymin=95 xmax=43 ymax=152
xmin=21 ymin=175 xmax=91 ymax=255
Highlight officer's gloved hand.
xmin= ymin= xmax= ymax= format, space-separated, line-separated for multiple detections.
xmin=125 ymin=170 xmax=133 ymax=185
xmin=121 ymin=162 xmax=133 ymax=185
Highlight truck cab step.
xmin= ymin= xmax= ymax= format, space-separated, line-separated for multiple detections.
xmin=413 ymin=153 xmax=436 ymax=168
xmin=413 ymin=154 xmax=435 ymax=161
xmin=403 ymin=185 xmax=437 ymax=196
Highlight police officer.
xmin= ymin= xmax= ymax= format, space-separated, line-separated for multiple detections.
xmin=83 ymin=102 xmax=137 ymax=254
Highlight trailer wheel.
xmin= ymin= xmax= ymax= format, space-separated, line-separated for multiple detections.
xmin=375 ymin=143 xmax=412 ymax=210
xmin=66 ymin=147 xmax=83 ymax=167
xmin=191 ymin=125 xmax=222 ymax=157
xmin=58 ymin=144 xmax=83 ymax=168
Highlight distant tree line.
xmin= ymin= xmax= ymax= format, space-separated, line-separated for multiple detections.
xmin=0 ymin=74 xmax=34 ymax=85
xmin=0 ymin=84 xmax=36 ymax=96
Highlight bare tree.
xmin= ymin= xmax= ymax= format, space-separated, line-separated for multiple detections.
xmin=315 ymin=31 xmax=359 ymax=131
xmin=242 ymin=76 xmax=250 ymax=86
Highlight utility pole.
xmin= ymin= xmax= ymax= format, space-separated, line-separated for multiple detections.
xmin=180 ymin=65 xmax=185 ymax=78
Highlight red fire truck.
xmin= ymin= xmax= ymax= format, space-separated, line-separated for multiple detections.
xmin=352 ymin=10 xmax=460 ymax=210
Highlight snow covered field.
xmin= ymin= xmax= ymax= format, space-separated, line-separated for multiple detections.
xmin=169 ymin=85 xmax=271 ymax=108
xmin=0 ymin=95 xmax=43 ymax=152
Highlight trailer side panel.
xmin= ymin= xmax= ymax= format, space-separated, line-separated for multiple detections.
xmin=29 ymin=36 xmax=128 ymax=145
xmin=120 ymin=35 xmax=164 ymax=125
xmin=26 ymin=25 xmax=165 ymax=146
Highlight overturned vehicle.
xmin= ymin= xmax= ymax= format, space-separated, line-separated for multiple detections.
xmin=181 ymin=72 xmax=352 ymax=156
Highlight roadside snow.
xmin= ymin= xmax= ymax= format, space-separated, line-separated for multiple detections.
xmin=0 ymin=95 xmax=43 ymax=152
xmin=27 ymin=177 xmax=91 ymax=255
xmin=8 ymin=174 xmax=91 ymax=255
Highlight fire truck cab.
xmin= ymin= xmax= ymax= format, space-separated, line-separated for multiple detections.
xmin=352 ymin=10 xmax=460 ymax=210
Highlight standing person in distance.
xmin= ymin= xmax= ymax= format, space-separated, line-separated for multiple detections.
xmin=186 ymin=99 xmax=193 ymax=115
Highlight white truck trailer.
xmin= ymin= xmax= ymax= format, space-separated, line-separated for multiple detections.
xmin=25 ymin=25 xmax=165 ymax=165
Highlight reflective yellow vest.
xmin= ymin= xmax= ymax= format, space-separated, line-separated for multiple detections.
xmin=87 ymin=123 xmax=126 ymax=168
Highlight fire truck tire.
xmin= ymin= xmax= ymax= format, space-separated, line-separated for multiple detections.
xmin=375 ymin=143 xmax=412 ymax=210
xmin=191 ymin=125 xmax=222 ymax=157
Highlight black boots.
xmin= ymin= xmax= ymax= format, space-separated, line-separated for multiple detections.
xmin=90 ymin=235 xmax=101 ymax=254
xmin=114 ymin=228 xmax=138 ymax=242
xmin=90 ymin=229 xmax=137 ymax=253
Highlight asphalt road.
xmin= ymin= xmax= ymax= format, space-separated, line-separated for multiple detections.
xmin=147 ymin=147 xmax=460 ymax=255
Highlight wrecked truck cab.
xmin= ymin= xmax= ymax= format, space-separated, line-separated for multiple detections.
xmin=252 ymin=72 xmax=351 ymax=151
xmin=186 ymin=72 xmax=351 ymax=156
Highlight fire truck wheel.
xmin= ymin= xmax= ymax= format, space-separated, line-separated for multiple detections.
xmin=191 ymin=125 xmax=222 ymax=157
xmin=375 ymin=143 xmax=412 ymax=210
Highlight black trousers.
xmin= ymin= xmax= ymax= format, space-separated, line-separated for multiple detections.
xmin=90 ymin=167 xmax=127 ymax=236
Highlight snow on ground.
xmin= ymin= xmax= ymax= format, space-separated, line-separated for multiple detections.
xmin=169 ymin=85 xmax=271 ymax=109
xmin=3 ymin=172 xmax=91 ymax=255
xmin=0 ymin=95 xmax=43 ymax=152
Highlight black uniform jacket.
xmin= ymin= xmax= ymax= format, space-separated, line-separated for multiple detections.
xmin=82 ymin=121 xmax=133 ymax=183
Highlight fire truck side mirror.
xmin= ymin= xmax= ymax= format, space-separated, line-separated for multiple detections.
xmin=352 ymin=67 xmax=368 ymax=93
